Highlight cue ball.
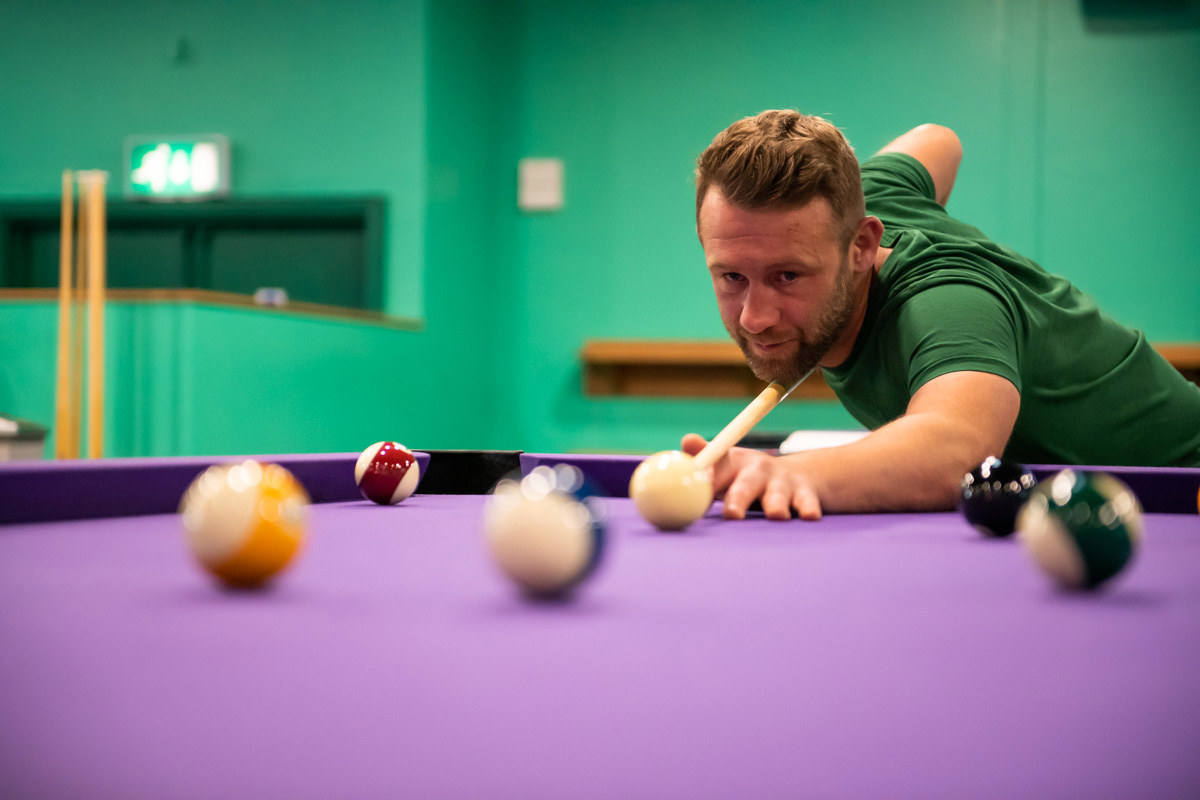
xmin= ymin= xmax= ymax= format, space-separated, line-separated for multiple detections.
xmin=629 ymin=450 xmax=713 ymax=531
xmin=180 ymin=461 xmax=309 ymax=588
xmin=355 ymin=441 xmax=420 ymax=505
xmin=958 ymin=456 xmax=1038 ymax=537
xmin=483 ymin=465 xmax=607 ymax=598
xmin=1016 ymin=469 xmax=1144 ymax=591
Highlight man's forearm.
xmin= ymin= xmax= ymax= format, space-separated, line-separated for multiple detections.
xmin=783 ymin=413 xmax=991 ymax=513
xmin=877 ymin=124 xmax=962 ymax=206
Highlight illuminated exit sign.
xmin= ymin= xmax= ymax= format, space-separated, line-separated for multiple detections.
xmin=124 ymin=135 xmax=230 ymax=200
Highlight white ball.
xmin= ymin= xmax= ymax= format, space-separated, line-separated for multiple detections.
xmin=483 ymin=467 xmax=606 ymax=597
xmin=629 ymin=450 xmax=713 ymax=531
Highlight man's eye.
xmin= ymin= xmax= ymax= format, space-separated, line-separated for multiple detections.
xmin=722 ymin=272 xmax=744 ymax=284
xmin=779 ymin=271 xmax=799 ymax=282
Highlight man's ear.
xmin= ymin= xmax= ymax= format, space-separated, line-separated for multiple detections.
xmin=850 ymin=216 xmax=884 ymax=273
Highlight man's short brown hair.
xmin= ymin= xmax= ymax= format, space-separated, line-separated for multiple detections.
xmin=696 ymin=110 xmax=865 ymax=247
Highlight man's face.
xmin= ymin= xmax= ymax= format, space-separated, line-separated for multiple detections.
xmin=698 ymin=187 xmax=857 ymax=385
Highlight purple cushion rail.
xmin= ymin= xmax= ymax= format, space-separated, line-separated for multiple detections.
xmin=1028 ymin=464 xmax=1200 ymax=515
xmin=520 ymin=453 xmax=643 ymax=498
xmin=521 ymin=454 xmax=1200 ymax=515
xmin=0 ymin=452 xmax=431 ymax=525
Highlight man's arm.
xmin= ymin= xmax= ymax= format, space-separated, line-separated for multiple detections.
xmin=877 ymin=124 xmax=963 ymax=206
xmin=683 ymin=370 xmax=1019 ymax=519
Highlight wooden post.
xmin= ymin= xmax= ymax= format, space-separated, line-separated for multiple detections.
xmin=54 ymin=171 xmax=75 ymax=459
xmin=54 ymin=170 xmax=108 ymax=459
xmin=81 ymin=172 xmax=107 ymax=459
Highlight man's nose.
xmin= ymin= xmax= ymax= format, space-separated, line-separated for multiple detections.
xmin=740 ymin=285 xmax=779 ymax=335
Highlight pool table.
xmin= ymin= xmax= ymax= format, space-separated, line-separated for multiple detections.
xmin=1 ymin=452 xmax=1199 ymax=799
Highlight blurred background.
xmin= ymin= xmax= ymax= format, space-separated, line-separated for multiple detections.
xmin=1 ymin=0 xmax=1197 ymax=458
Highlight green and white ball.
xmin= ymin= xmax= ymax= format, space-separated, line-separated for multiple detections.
xmin=1016 ymin=470 xmax=1144 ymax=590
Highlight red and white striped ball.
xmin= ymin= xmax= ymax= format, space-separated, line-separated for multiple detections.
xmin=355 ymin=441 xmax=420 ymax=505
xmin=180 ymin=461 xmax=309 ymax=588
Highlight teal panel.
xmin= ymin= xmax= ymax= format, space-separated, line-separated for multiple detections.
xmin=0 ymin=298 xmax=481 ymax=458
xmin=1042 ymin=0 xmax=1200 ymax=340
xmin=423 ymin=0 xmax=521 ymax=449
xmin=177 ymin=305 xmax=440 ymax=456
xmin=207 ymin=228 xmax=365 ymax=306
xmin=21 ymin=227 xmax=188 ymax=289
xmin=0 ymin=302 xmax=57 ymax=455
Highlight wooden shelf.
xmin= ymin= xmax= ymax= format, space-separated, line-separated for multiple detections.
xmin=581 ymin=340 xmax=836 ymax=400
xmin=1155 ymin=344 xmax=1200 ymax=373
xmin=582 ymin=339 xmax=1200 ymax=400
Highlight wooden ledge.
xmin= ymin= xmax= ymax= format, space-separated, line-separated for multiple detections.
xmin=0 ymin=288 xmax=423 ymax=332
xmin=582 ymin=339 xmax=1200 ymax=400
xmin=581 ymin=340 xmax=836 ymax=400
xmin=1155 ymin=344 xmax=1200 ymax=372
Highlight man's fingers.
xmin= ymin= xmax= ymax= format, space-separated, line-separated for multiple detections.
xmin=722 ymin=467 xmax=769 ymax=520
xmin=694 ymin=448 xmax=822 ymax=522
xmin=761 ymin=478 xmax=795 ymax=520
xmin=680 ymin=433 xmax=707 ymax=456
xmin=792 ymin=484 xmax=823 ymax=521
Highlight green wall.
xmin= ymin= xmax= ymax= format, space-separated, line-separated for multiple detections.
xmin=2 ymin=0 xmax=1197 ymax=459
xmin=1041 ymin=0 xmax=1200 ymax=331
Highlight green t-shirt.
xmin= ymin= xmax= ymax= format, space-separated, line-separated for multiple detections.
xmin=822 ymin=153 xmax=1200 ymax=467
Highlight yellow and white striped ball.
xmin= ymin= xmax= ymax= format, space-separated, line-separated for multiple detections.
xmin=180 ymin=461 xmax=310 ymax=588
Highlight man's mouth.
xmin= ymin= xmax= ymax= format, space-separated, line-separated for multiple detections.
xmin=747 ymin=339 xmax=792 ymax=355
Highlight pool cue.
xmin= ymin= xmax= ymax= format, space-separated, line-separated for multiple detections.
xmin=70 ymin=177 xmax=87 ymax=458
xmin=82 ymin=172 xmax=106 ymax=458
xmin=692 ymin=370 xmax=813 ymax=472
xmin=54 ymin=171 xmax=76 ymax=459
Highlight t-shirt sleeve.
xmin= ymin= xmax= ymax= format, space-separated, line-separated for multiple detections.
xmin=864 ymin=154 xmax=993 ymax=244
xmin=861 ymin=152 xmax=935 ymax=202
xmin=892 ymin=282 xmax=1022 ymax=396
xmin=861 ymin=153 xmax=964 ymax=236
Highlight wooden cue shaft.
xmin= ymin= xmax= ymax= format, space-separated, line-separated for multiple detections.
xmin=692 ymin=371 xmax=811 ymax=472
xmin=693 ymin=382 xmax=787 ymax=471
xmin=54 ymin=171 xmax=75 ymax=459
xmin=84 ymin=173 xmax=107 ymax=459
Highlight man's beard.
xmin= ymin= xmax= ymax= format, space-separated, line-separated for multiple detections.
xmin=729 ymin=256 xmax=857 ymax=386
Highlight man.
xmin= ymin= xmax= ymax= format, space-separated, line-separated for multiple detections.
xmin=685 ymin=110 xmax=1200 ymax=520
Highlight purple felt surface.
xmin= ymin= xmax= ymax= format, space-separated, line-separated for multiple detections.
xmin=1 ymin=496 xmax=1198 ymax=799
xmin=0 ymin=452 xmax=431 ymax=524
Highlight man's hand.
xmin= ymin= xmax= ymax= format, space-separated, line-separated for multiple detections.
xmin=681 ymin=433 xmax=823 ymax=521
xmin=679 ymin=372 xmax=1019 ymax=519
